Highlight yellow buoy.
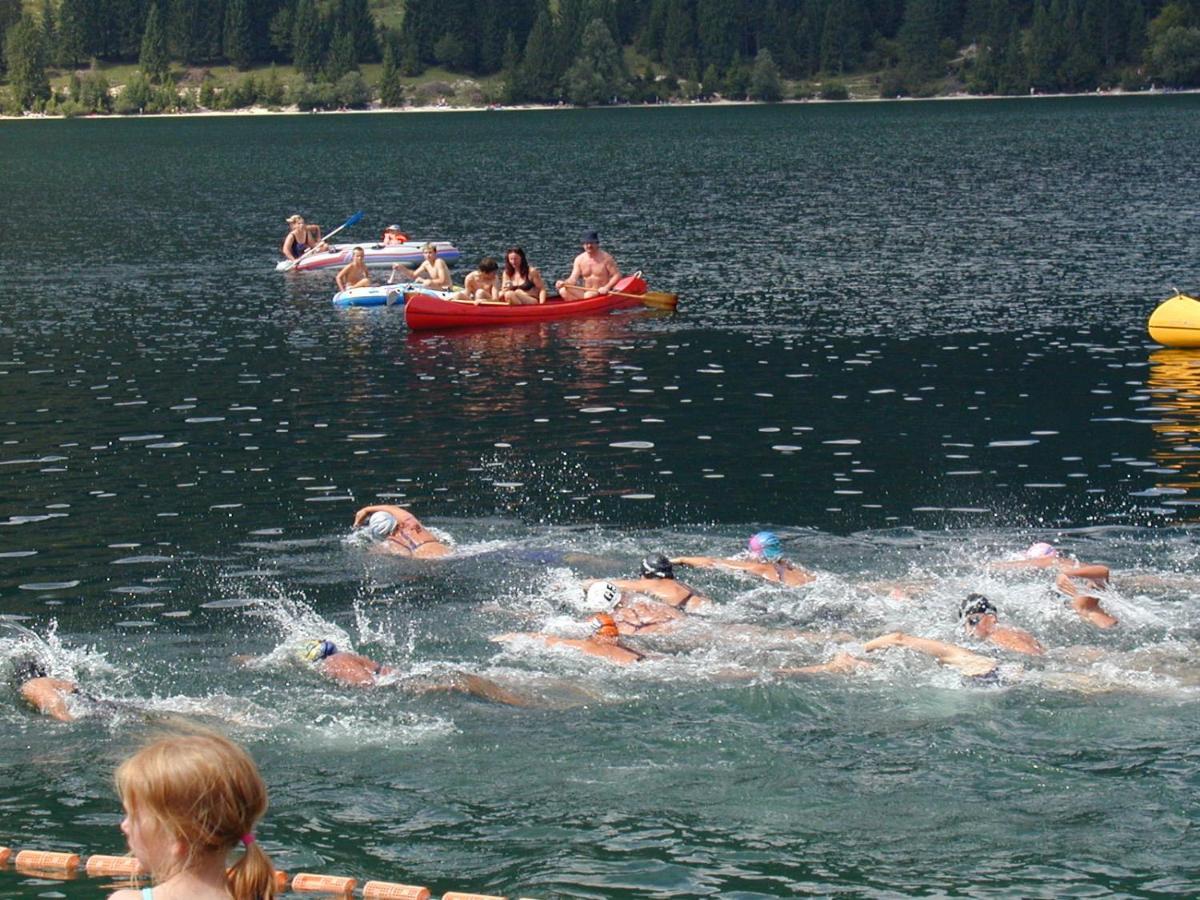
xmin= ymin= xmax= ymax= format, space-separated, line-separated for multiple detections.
xmin=1148 ymin=292 xmax=1200 ymax=347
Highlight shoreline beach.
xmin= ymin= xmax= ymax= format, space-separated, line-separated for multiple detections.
xmin=2 ymin=86 xmax=1195 ymax=122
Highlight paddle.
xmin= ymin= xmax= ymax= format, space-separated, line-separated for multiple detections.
xmin=609 ymin=288 xmax=678 ymax=310
xmin=280 ymin=211 xmax=364 ymax=271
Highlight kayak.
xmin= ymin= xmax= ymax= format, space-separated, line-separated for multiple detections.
xmin=404 ymin=275 xmax=649 ymax=330
xmin=1148 ymin=292 xmax=1200 ymax=347
xmin=331 ymin=282 xmax=443 ymax=307
xmin=277 ymin=241 xmax=460 ymax=273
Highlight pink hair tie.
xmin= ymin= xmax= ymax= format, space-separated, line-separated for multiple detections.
xmin=241 ymin=833 xmax=255 ymax=847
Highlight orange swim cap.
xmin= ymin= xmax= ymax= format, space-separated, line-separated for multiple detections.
xmin=591 ymin=612 xmax=619 ymax=639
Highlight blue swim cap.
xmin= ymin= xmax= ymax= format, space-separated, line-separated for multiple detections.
xmin=748 ymin=531 xmax=782 ymax=561
xmin=300 ymin=639 xmax=337 ymax=663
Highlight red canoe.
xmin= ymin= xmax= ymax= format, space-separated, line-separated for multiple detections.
xmin=404 ymin=274 xmax=648 ymax=330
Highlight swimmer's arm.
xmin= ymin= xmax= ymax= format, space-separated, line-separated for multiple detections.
xmin=670 ymin=555 xmax=729 ymax=569
xmin=989 ymin=557 xmax=1055 ymax=571
xmin=20 ymin=677 xmax=77 ymax=721
xmin=1060 ymin=562 xmax=1110 ymax=584
xmin=353 ymin=503 xmax=411 ymax=527
xmin=865 ymin=632 xmax=996 ymax=675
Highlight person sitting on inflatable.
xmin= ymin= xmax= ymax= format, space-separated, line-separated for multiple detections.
xmin=381 ymin=224 xmax=409 ymax=246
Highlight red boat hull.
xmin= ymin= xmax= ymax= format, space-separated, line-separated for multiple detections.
xmin=404 ymin=275 xmax=648 ymax=330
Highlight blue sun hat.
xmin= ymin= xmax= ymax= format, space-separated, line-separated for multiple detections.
xmin=299 ymin=639 xmax=338 ymax=663
xmin=748 ymin=531 xmax=783 ymax=561
xmin=365 ymin=511 xmax=397 ymax=540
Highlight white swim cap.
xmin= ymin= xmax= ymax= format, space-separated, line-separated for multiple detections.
xmin=366 ymin=511 xmax=397 ymax=540
xmin=586 ymin=581 xmax=621 ymax=607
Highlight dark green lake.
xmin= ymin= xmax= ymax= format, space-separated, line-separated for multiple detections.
xmin=1 ymin=98 xmax=1199 ymax=898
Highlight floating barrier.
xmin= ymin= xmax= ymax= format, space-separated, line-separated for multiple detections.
xmin=0 ymin=844 xmax=519 ymax=898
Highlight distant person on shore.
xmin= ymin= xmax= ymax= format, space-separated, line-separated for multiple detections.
xmin=500 ymin=246 xmax=548 ymax=305
xmin=492 ymin=612 xmax=648 ymax=666
xmin=958 ymin=593 xmax=1044 ymax=655
xmin=353 ymin=504 xmax=450 ymax=558
xmin=990 ymin=542 xmax=1117 ymax=628
xmin=555 ymin=230 xmax=621 ymax=300
xmin=335 ymin=246 xmax=371 ymax=291
xmin=296 ymin=639 xmax=527 ymax=704
xmin=108 ymin=730 xmax=276 ymax=900
xmin=454 ymin=257 xmax=501 ymax=304
xmin=672 ymin=532 xmax=817 ymax=587
xmin=282 ymin=213 xmax=327 ymax=260
xmin=584 ymin=553 xmax=712 ymax=613
xmin=381 ymin=224 xmax=409 ymax=246
xmin=391 ymin=242 xmax=453 ymax=290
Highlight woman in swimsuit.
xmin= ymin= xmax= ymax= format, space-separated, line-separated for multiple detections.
xmin=391 ymin=243 xmax=453 ymax=290
xmin=353 ymin=504 xmax=450 ymax=558
xmin=673 ymin=532 xmax=817 ymax=587
xmin=281 ymin=214 xmax=324 ymax=261
xmin=587 ymin=553 xmax=711 ymax=613
xmin=108 ymin=731 xmax=276 ymax=900
xmin=499 ymin=246 xmax=547 ymax=305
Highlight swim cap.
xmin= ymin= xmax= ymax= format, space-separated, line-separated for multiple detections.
xmin=748 ymin=531 xmax=783 ymax=561
xmin=590 ymin=612 xmax=619 ymax=638
xmin=300 ymin=639 xmax=337 ymax=663
xmin=959 ymin=593 xmax=997 ymax=621
xmin=386 ymin=224 xmax=403 ymax=232
xmin=8 ymin=654 xmax=48 ymax=687
xmin=641 ymin=553 xmax=674 ymax=579
xmin=1025 ymin=542 xmax=1057 ymax=559
xmin=586 ymin=581 xmax=621 ymax=607
xmin=365 ymin=511 xmax=397 ymax=540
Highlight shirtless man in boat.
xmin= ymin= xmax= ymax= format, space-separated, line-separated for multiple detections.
xmin=391 ymin=242 xmax=453 ymax=290
xmin=454 ymin=257 xmax=501 ymax=304
xmin=672 ymin=532 xmax=817 ymax=587
xmin=335 ymin=246 xmax=371 ymax=291
xmin=555 ymin=230 xmax=621 ymax=300
xmin=353 ymin=504 xmax=450 ymax=558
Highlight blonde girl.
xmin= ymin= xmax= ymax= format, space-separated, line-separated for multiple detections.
xmin=109 ymin=729 xmax=276 ymax=900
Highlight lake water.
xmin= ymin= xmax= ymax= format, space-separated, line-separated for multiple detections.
xmin=1 ymin=97 xmax=1199 ymax=898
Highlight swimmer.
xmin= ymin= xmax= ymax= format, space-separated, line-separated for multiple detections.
xmin=991 ymin=542 xmax=1117 ymax=628
xmin=352 ymin=504 xmax=450 ymax=558
xmin=959 ymin=593 xmax=1045 ymax=655
xmin=11 ymin=655 xmax=79 ymax=721
xmin=584 ymin=581 xmax=686 ymax=636
xmin=297 ymin=639 xmax=528 ymax=705
xmin=585 ymin=553 xmax=712 ymax=613
xmin=492 ymin=612 xmax=648 ymax=666
xmin=673 ymin=531 xmax=817 ymax=587
xmin=864 ymin=631 xmax=1001 ymax=680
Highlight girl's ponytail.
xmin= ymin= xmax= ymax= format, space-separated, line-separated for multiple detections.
xmin=227 ymin=837 xmax=276 ymax=900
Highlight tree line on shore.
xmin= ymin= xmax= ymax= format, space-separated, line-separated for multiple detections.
xmin=2 ymin=0 xmax=1199 ymax=115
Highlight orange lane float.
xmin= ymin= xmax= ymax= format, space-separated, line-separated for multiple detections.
xmin=85 ymin=854 xmax=146 ymax=877
xmin=362 ymin=881 xmax=432 ymax=900
xmin=0 ymin=847 xmax=10 ymax=866
xmin=13 ymin=849 xmax=81 ymax=871
xmin=291 ymin=872 xmax=358 ymax=894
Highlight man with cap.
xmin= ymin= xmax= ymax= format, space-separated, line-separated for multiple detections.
xmin=958 ymin=593 xmax=1045 ymax=655
xmin=381 ymin=224 xmax=409 ymax=246
xmin=583 ymin=553 xmax=712 ymax=613
xmin=672 ymin=532 xmax=817 ymax=587
xmin=352 ymin=504 xmax=450 ymax=558
xmin=556 ymin=229 xmax=621 ymax=300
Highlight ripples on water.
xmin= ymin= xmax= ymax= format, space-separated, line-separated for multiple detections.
xmin=1 ymin=98 xmax=1199 ymax=897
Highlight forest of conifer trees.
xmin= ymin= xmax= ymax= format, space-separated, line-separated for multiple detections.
xmin=2 ymin=0 xmax=1199 ymax=114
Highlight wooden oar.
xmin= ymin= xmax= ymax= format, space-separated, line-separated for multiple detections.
xmin=280 ymin=210 xmax=364 ymax=271
xmin=609 ymin=288 xmax=678 ymax=310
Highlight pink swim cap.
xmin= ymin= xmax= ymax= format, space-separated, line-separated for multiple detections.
xmin=1025 ymin=542 xmax=1057 ymax=559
